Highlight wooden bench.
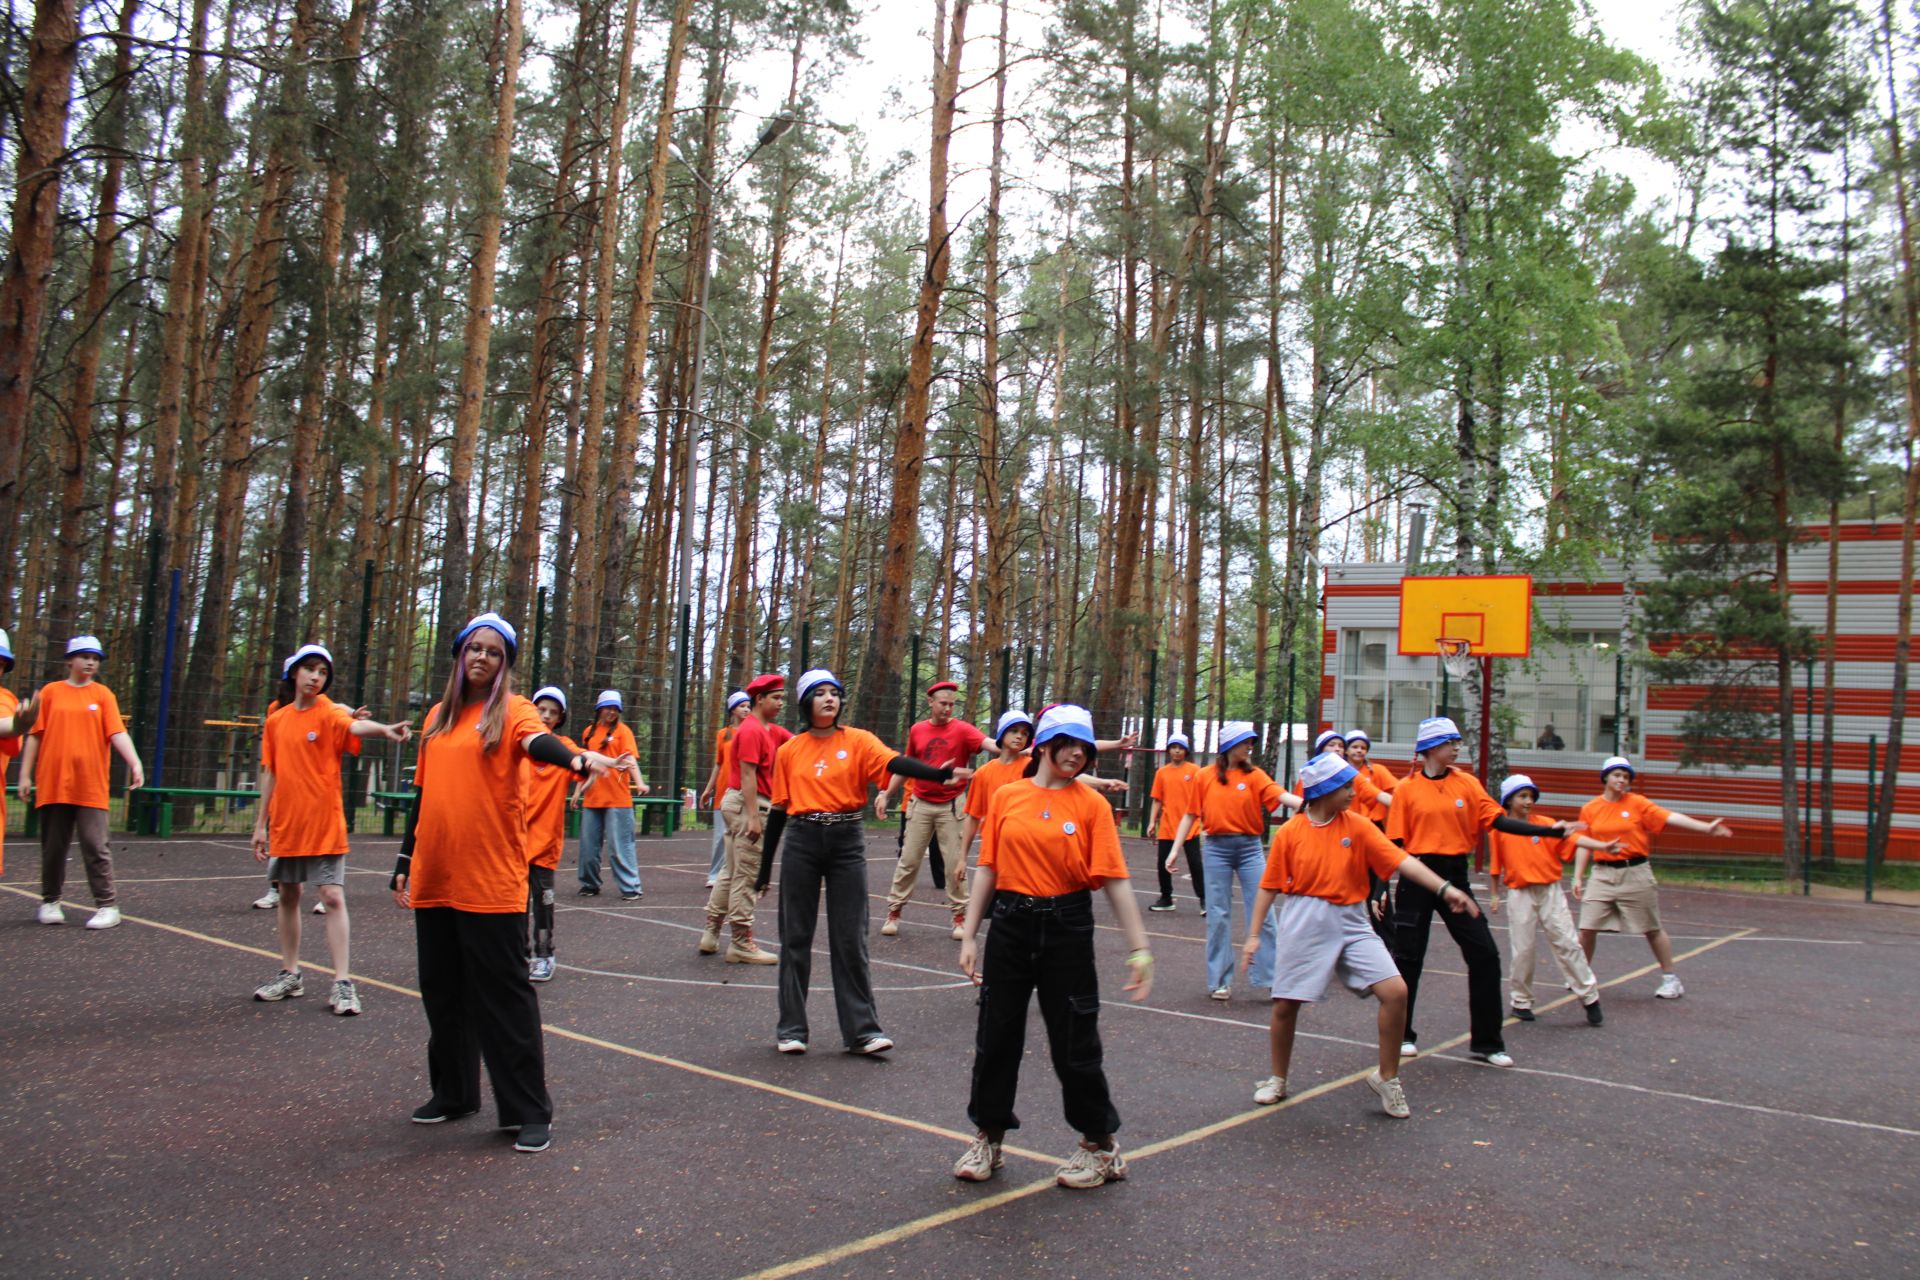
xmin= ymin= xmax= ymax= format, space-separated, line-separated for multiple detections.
xmin=127 ymin=786 xmax=260 ymax=836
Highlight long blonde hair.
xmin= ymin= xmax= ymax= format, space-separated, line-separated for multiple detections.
xmin=423 ymin=632 xmax=512 ymax=751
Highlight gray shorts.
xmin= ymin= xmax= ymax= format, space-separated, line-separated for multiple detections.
xmin=1270 ymin=893 xmax=1400 ymax=1002
xmin=267 ymin=854 xmax=347 ymax=887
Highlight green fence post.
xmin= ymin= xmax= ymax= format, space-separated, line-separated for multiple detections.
xmin=1282 ymin=652 xmax=1297 ymax=785
xmin=799 ymin=620 xmax=811 ymax=674
xmin=1865 ymin=734 xmax=1877 ymax=904
xmin=1023 ymin=645 xmax=1035 ymax=711
xmin=903 ymin=633 xmax=921 ymax=744
xmin=532 ymin=586 xmax=548 ymax=690
xmin=345 ymin=559 xmax=374 ymax=833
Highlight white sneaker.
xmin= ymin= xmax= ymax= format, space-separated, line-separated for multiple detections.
xmin=1655 ymin=973 xmax=1685 ymax=1000
xmin=37 ymin=902 xmax=65 ymax=925
xmin=953 ymin=1132 xmax=1004 ymax=1182
xmin=1055 ymin=1140 xmax=1127 ymax=1189
xmin=252 ymin=889 xmax=280 ymax=909
xmin=1210 ymin=986 xmax=1231 ymax=1002
xmin=329 ymin=978 xmax=361 ymax=1015
xmin=312 ymin=901 xmax=328 ymax=915
xmin=1366 ymin=1070 xmax=1411 ymax=1119
xmin=776 ymin=1038 xmax=808 ymax=1054
xmin=880 ymin=910 xmax=901 ymax=936
xmin=85 ymin=905 xmax=122 ymax=930
xmin=1253 ymin=1075 xmax=1287 ymax=1105
xmin=1398 ymin=1039 xmax=1417 ymax=1058
xmin=1470 ymin=1049 xmax=1515 ymax=1068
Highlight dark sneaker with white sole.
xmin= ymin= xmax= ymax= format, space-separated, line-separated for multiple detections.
xmin=513 ymin=1123 xmax=552 ymax=1152
xmin=411 ymin=1100 xmax=480 ymax=1124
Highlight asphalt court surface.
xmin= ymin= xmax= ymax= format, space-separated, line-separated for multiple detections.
xmin=2 ymin=827 xmax=1916 ymax=1277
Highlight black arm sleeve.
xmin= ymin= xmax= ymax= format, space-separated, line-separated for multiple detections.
xmin=1491 ymin=814 xmax=1565 ymax=838
xmin=754 ymin=809 xmax=788 ymax=894
xmin=886 ymin=754 xmax=952 ymax=784
xmin=526 ymin=731 xmax=580 ymax=770
xmin=391 ymin=789 xmax=423 ymax=888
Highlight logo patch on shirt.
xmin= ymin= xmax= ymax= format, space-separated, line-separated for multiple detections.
xmin=1621 ymin=810 xmax=1631 ymax=819
xmin=88 ymin=703 xmax=99 ymax=712
xmin=1455 ymin=798 xmax=1465 ymax=808
xmin=1237 ymin=782 xmax=1248 ymax=791
xmin=836 ymin=749 xmax=848 ymax=760
xmin=1062 ymin=821 xmax=1077 ymax=835
xmin=1340 ymin=837 xmax=1351 ymax=848
xmin=1530 ymin=836 xmax=1540 ymax=844
xmin=813 ymin=759 xmax=829 ymax=777
xmin=307 ymin=731 xmax=318 ymax=742
xmin=1041 ymin=809 xmax=1051 ymax=821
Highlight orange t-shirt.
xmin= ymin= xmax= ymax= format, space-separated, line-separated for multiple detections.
xmin=965 ymin=755 xmax=1030 ymax=820
xmin=408 ymin=694 xmax=549 ymax=913
xmin=1151 ymin=762 xmax=1201 ymax=839
xmin=260 ymin=698 xmax=361 ymax=858
xmin=525 ymin=733 xmax=579 ymax=870
xmin=771 ymin=726 xmax=896 ymax=815
xmin=577 ymin=720 xmax=639 ymax=808
xmin=1577 ymin=791 xmax=1671 ymax=860
xmin=0 ymin=686 xmax=19 ymax=873
xmin=1356 ymin=761 xmax=1398 ymax=821
xmin=1487 ymin=809 xmax=1572 ymax=888
xmin=1385 ymin=767 xmax=1505 ymax=855
xmin=712 ymin=727 xmax=733 ymax=790
xmin=1192 ymin=765 xmax=1286 ymax=836
xmin=29 ymin=679 xmax=127 ymax=809
xmin=1261 ymin=809 xmax=1406 ymax=905
xmin=978 ymin=777 xmax=1129 ymax=897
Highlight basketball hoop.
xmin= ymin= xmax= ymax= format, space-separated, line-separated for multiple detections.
xmin=1436 ymin=639 xmax=1475 ymax=685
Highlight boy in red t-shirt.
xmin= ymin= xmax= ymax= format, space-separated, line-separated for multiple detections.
xmin=878 ymin=680 xmax=987 ymax=939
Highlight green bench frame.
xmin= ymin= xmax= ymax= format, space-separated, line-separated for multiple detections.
xmin=127 ymin=787 xmax=260 ymax=837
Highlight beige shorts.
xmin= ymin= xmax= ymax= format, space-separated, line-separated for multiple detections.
xmin=1578 ymin=861 xmax=1661 ymax=935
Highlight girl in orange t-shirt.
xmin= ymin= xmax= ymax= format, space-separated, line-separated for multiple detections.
xmin=387 ymin=613 xmax=623 ymax=1153
xmin=953 ymin=704 xmax=1152 ymax=1189
xmin=1147 ymin=732 xmax=1203 ymax=911
xmin=572 ymin=689 xmax=649 ymax=900
xmin=1573 ymin=756 xmax=1731 ymax=1001
xmin=1168 ymin=723 xmax=1303 ymax=1001
xmin=525 ymin=687 xmax=579 ymax=983
xmin=249 ymin=644 xmax=410 ymax=1014
xmin=1241 ymin=753 xmax=1475 ymax=1120
xmin=754 ymin=668 xmax=971 ymax=1056
xmin=20 ymin=635 xmax=144 ymax=929
xmin=700 ymin=691 xmax=750 ymax=887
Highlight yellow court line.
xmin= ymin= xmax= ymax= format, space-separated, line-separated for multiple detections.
xmin=737 ymin=925 xmax=1758 ymax=1280
xmin=0 ymin=885 xmax=1056 ymax=1167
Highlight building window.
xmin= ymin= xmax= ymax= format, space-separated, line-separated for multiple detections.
xmin=1338 ymin=627 xmax=1633 ymax=753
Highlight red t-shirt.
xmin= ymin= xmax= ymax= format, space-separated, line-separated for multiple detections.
xmin=728 ymin=716 xmax=794 ymax=797
xmin=903 ymin=717 xmax=986 ymax=803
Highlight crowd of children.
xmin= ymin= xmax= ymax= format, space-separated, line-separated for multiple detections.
xmin=7 ymin=615 xmax=1733 ymax=1182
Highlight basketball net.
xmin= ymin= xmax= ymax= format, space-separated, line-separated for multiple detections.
xmin=1436 ymin=639 xmax=1475 ymax=685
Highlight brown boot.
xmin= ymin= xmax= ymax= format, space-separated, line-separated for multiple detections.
xmin=698 ymin=914 xmax=723 ymax=955
xmin=725 ymin=924 xmax=778 ymax=965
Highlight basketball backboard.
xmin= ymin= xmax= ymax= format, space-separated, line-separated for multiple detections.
xmin=1396 ymin=574 xmax=1533 ymax=657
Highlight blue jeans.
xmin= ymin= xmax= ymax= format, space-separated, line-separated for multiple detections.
xmin=577 ymin=806 xmax=640 ymax=895
xmin=1203 ymin=834 xmax=1274 ymax=991
xmin=707 ymin=811 xmax=727 ymax=882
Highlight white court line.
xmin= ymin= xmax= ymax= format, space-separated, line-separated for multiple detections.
xmin=1423 ymin=1051 xmax=1920 ymax=1139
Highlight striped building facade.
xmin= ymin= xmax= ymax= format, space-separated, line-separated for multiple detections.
xmin=1321 ymin=521 xmax=1918 ymax=863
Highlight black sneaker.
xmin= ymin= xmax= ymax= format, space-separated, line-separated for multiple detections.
xmin=619 ymin=891 xmax=641 ymax=902
xmin=1147 ymin=896 xmax=1175 ymax=912
xmin=1585 ymin=1000 xmax=1604 ymax=1026
xmin=513 ymin=1122 xmax=552 ymax=1153
xmin=577 ymin=886 xmax=599 ymax=897
xmin=1510 ymin=1006 xmax=1535 ymax=1022
xmin=411 ymin=1100 xmax=480 ymax=1124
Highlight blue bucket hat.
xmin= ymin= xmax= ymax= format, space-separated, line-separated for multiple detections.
xmin=1415 ymin=716 xmax=1462 ymax=753
xmin=0 ymin=627 xmax=15 ymax=670
xmin=1034 ymin=704 xmax=1096 ymax=748
xmin=66 ymin=634 xmax=105 ymax=660
xmin=1167 ymin=731 xmax=1191 ymax=752
xmin=994 ymin=708 xmax=1034 ymax=743
xmin=595 ymin=689 xmax=623 ymax=712
xmin=1344 ymin=729 xmax=1370 ymax=747
xmin=451 ymin=612 xmax=518 ymax=663
xmin=1217 ymin=721 xmax=1257 ymax=755
xmin=281 ymin=643 xmax=335 ymax=692
xmin=1600 ymin=755 xmax=1635 ymax=780
xmin=795 ymin=668 xmax=842 ymax=703
xmin=1499 ymin=773 xmax=1540 ymax=805
xmin=726 ymin=690 xmax=750 ymax=712
xmin=1312 ymin=730 xmax=1344 ymax=754
xmin=1300 ymin=752 xmax=1359 ymax=802
xmin=532 ymin=685 xmax=568 ymax=717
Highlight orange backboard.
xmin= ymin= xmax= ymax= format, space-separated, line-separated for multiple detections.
xmin=1396 ymin=574 xmax=1533 ymax=657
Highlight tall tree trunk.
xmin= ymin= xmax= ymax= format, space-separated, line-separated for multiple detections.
xmin=1871 ymin=0 xmax=1917 ymax=866
xmin=596 ymin=0 xmax=697 ymax=676
xmin=50 ymin=0 xmax=138 ymax=634
xmin=855 ymin=0 xmax=969 ymax=730
xmin=0 ymin=0 xmax=80 ymax=609
xmin=976 ymin=0 xmax=1016 ymax=683
xmin=271 ymin=0 xmax=371 ymax=659
xmin=570 ymin=0 xmax=643 ymax=683
xmin=433 ymin=0 xmax=523 ymax=684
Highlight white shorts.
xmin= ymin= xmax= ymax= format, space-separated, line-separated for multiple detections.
xmin=1269 ymin=894 xmax=1400 ymax=1003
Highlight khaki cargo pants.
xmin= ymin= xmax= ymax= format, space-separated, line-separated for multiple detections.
xmin=886 ymin=794 xmax=969 ymax=914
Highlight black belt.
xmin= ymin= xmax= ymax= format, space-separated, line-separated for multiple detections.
xmin=1596 ymin=856 xmax=1649 ymax=869
xmin=994 ymin=889 xmax=1091 ymax=913
xmin=793 ymin=809 xmax=865 ymax=826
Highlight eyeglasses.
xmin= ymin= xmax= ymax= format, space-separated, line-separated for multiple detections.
xmin=462 ymin=643 xmax=507 ymax=661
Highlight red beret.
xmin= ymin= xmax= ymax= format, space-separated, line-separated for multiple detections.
xmin=926 ymin=680 xmax=959 ymax=696
xmin=745 ymin=673 xmax=786 ymax=697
